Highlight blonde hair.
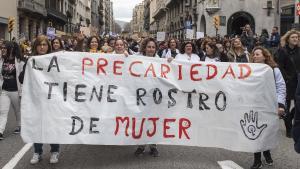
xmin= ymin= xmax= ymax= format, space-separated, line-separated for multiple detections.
xmin=280 ymin=29 xmax=300 ymax=48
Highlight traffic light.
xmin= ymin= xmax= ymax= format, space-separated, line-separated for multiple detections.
xmin=8 ymin=17 xmax=15 ymax=33
xmin=213 ymin=15 xmax=220 ymax=30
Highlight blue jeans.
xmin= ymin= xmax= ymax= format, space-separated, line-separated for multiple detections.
xmin=34 ymin=143 xmax=59 ymax=154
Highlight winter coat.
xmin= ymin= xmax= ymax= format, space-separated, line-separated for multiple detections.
xmin=293 ymin=73 xmax=300 ymax=153
xmin=276 ymin=45 xmax=300 ymax=100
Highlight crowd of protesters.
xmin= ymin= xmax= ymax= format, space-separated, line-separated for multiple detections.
xmin=0 ymin=24 xmax=299 ymax=169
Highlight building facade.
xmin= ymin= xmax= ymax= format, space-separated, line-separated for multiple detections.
xmin=280 ymin=0 xmax=300 ymax=34
xmin=131 ymin=2 xmax=145 ymax=33
xmin=0 ymin=0 xmax=19 ymax=40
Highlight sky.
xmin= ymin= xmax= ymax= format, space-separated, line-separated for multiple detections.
xmin=111 ymin=0 xmax=143 ymax=22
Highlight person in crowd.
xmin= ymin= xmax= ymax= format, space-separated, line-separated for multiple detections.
xmin=223 ymin=39 xmax=231 ymax=55
xmin=241 ymin=24 xmax=255 ymax=51
xmin=227 ymin=38 xmax=249 ymax=63
xmin=175 ymin=41 xmax=199 ymax=62
xmin=108 ymin=38 xmax=116 ymax=49
xmin=249 ymin=46 xmax=286 ymax=169
xmin=87 ymin=36 xmax=102 ymax=53
xmin=293 ymin=73 xmax=300 ymax=153
xmin=19 ymin=35 xmax=60 ymax=164
xmin=269 ymin=26 xmax=281 ymax=48
xmin=215 ymin=43 xmax=229 ymax=62
xmin=113 ymin=38 xmax=129 ymax=56
xmin=276 ymin=29 xmax=300 ymax=138
xmin=258 ymin=29 xmax=269 ymax=48
xmin=134 ymin=37 xmax=159 ymax=158
xmin=0 ymin=41 xmax=24 ymax=140
xmin=162 ymin=38 xmax=180 ymax=59
xmin=201 ymin=42 xmax=221 ymax=62
xmin=157 ymin=41 xmax=167 ymax=58
xmin=51 ymin=37 xmax=64 ymax=52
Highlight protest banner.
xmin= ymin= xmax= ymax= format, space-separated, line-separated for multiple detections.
xmin=186 ymin=29 xmax=194 ymax=39
xmin=156 ymin=32 xmax=166 ymax=42
xmin=196 ymin=32 xmax=205 ymax=39
xmin=21 ymin=52 xmax=279 ymax=153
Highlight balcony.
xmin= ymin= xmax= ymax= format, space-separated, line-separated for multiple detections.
xmin=18 ymin=0 xmax=47 ymax=16
xmin=47 ymin=8 xmax=68 ymax=23
xmin=153 ymin=1 xmax=167 ymax=19
xmin=68 ymin=0 xmax=76 ymax=4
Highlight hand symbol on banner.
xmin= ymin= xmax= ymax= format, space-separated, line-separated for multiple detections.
xmin=240 ymin=110 xmax=267 ymax=140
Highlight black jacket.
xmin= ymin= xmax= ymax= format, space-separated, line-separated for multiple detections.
xmin=293 ymin=73 xmax=300 ymax=153
xmin=276 ymin=45 xmax=300 ymax=99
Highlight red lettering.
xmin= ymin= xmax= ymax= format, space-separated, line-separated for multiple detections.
xmin=113 ymin=60 xmax=124 ymax=75
xmin=97 ymin=58 xmax=108 ymax=75
xmin=147 ymin=117 xmax=159 ymax=137
xmin=179 ymin=118 xmax=191 ymax=139
xmin=238 ymin=64 xmax=252 ymax=79
xmin=82 ymin=57 xmax=93 ymax=75
xmin=221 ymin=65 xmax=236 ymax=79
xmin=161 ymin=64 xmax=170 ymax=79
xmin=190 ymin=64 xmax=202 ymax=81
xmin=132 ymin=118 xmax=145 ymax=139
xmin=178 ymin=64 xmax=183 ymax=80
xmin=144 ymin=63 xmax=157 ymax=77
xmin=129 ymin=61 xmax=142 ymax=77
xmin=115 ymin=116 xmax=129 ymax=136
xmin=206 ymin=64 xmax=217 ymax=80
xmin=163 ymin=118 xmax=176 ymax=138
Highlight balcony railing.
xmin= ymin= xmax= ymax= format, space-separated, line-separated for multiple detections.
xmin=47 ymin=7 xmax=68 ymax=23
xmin=18 ymin=0 xmax=47 ymax=16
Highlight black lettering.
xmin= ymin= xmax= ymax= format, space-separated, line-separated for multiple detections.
xmin=63 ymin=82 xmax=67 ymax=101
xmin=44 ymin=82 xmax=59 ymax=99
xmin=137 ymin=88 xmax=146 ymax=106
xmin=69 ymin=116 xmax=83 ymax=135
xmin=47 ymin=56 xmax=60 ymax=72
xmin=75 ymin=84 xmax=87 ymax=102
xmin=185 ymin=89 xmax=196 ymax=109
xmin=107 ymin=85 xmax=117 ymax=102
xmin=215 ymin=91 xmax=227 ymax=111
xmin=32 ymin=58 xmax=43 ymax=71
xmin=90 ymin=85 xmax=103 ymax=102
xmin=168 ymin=88 xmax=177 ymax=108
xmin=199 ymin=93 xmax=210 ymax=110
xmin=89 ymin=117 xmax=100 ymax=134
xmin=153 ymin=88 xmax=162 ymax=104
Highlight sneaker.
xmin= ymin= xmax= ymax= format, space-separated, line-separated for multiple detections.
xmin=250 ymin=161 xmax=262 ymax=169
xmin=134 ymin=147 xmax=145 ymax=156
xmin=49 ymin=152 xmax=59 ymax=164
xmin=14 ymin=127 xmax=21 ymax=134
xmin=149 ymin=147 xmax=159 ymax=157
xmin=0 ymin=133 xmax=3 ymax=140
xmin=30 ymin=153 xmax=42 ymax=164
xmin=264 ymin=156 xmax=273 ymax=166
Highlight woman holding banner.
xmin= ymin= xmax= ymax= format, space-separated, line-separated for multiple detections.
xmin=0 ymin=41 xmax=24 ymax=140
xmin=19 ymin=35 xmax=61 ymax=165
xmin=134 ymin=37 xmax=159 ymax=157
xmin=113 ymin=38 xmax=129 ymax=57
xmin=250 ymin=46 xmax=286 ymax=169
xmin=162 ymin=38 xmax=180 ymax=60
xmin=175 ymin=41 xmax=199 ymax=62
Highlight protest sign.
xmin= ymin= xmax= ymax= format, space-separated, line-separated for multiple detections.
xmin=21 ymin=52 xmax=279 ymax=153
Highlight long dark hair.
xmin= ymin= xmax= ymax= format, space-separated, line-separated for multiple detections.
xmin=1 ymin=41 xmax=22 ymax=60
xmin=87 ymin=36 xmax=101 ymax=51
xmin=51 ymin=37 xmax=64 ymax=51
xmin=180 ymin=41 xmax=197 ymax=54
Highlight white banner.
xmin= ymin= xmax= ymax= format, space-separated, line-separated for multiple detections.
xmin=156 ymin=32 xmax=166 ymax=41
xmin=21 ymin=52 xmax=279 ymax=153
